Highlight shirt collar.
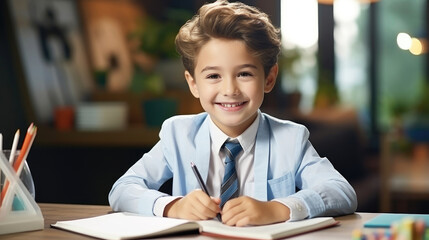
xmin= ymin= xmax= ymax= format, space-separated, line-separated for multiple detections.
xmin=209 ymin=111 xmax=260 ymax=154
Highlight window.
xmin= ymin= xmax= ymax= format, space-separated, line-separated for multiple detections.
xmin=280 ymin=0 xmax=318 ymax=112
xmin=281 ymin=0 xmax=427 ymax=139
xmin=378 ymin=0 xmax=426 ymax=130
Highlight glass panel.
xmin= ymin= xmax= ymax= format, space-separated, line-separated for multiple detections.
xmin=334 ymin=1 xmax=369 ymax=110
xmin=280 ymin=0 xmax=318 ymax=112
xmin=334 ymin=0 xmax=371 ymax=129
xmin=378 ymin=0 xmax=426 ymax=131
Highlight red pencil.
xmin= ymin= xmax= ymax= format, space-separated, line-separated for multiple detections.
xmin=0 ymin=123 xmax=37 ymax=206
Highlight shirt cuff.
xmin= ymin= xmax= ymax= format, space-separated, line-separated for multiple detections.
xmin=153 ymin=196 xmax=182 ymax=217
xmin=273 ymin=197 xmax=309 ymax=221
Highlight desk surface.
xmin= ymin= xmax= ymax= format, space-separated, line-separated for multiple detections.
xmin=2 ymin=203 xmax=378 ymax=240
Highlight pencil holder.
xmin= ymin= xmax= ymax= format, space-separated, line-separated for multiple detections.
xmin=0 ymin=151 xmax=43 ymax=235
xmin=0 ymin=150 xmax=35 ymax=200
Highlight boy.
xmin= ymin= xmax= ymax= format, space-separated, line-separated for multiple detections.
xmin=109 ymin=0 xmax=357 ymax=227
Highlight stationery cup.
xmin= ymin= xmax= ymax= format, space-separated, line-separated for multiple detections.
xmin=1 ymin=150 xmax=35 ymax=199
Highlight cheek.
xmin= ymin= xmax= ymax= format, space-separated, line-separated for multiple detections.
xmin=196 ymin=85 xmax=214 ymax=101
xmin=247 ymin=84 xmax=265 ymax=100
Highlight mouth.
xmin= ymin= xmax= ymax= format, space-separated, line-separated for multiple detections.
xmin=220 ymin=102 xmax=245 ymax=108
xmin=216 ymin=101 xmax=247 ymax=110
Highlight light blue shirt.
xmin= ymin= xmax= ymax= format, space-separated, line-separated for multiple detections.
xmin=109 ymin=111 xmax=357 ymax=219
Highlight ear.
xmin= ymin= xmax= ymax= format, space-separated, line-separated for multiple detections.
xmin=264 ymin=64 xmax=278 ymax=93
xmin=185 ymin=71 xmax=200 ymax=98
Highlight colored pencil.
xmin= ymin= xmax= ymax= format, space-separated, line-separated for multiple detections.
xmin=16 ymin=127 xmax=36 ymax=176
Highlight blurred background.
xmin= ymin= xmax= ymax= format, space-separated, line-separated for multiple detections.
xmin=1 ymin=0 xmax=428 ymax=214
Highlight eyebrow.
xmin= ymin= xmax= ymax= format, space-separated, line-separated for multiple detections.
xmin=200 ymin=64 xmax=258 ymax=73
xmin=200 ymin=66 xmax=219 ymax=73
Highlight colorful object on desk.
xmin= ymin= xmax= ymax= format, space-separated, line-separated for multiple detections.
xmin=0 ymin=144 xmax=44 ymax=235
xmin=353 ymin=228 xmax=392 ymax=240
xmin=364 ymin=214 xmax=429 ymax=228
xmin=354 ymin=216 xmax=429 ymax=240
xmin=0 ymin=123 xmax=37 ymax=206
xmin=12 ymin=195 xmax=26 ymax=211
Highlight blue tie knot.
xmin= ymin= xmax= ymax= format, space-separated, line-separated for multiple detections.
xmin=224 ymin=141 xmax=242 ymax=164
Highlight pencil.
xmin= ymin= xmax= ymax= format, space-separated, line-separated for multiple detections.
xmin=16 ymin=126 xmax=36 ymax=176
xmin=2 ymin=129 xmax=19 ymax=199
xmin=13 ymin=124 xmax=34 ymax=173
xmin=190 ymin=161 xmax=222 ymax=221
xmin=0 ymin=124 xmax=37 ymax=206
xmin=9 ymin=129 xmax=20 ymax=164
xmin=190 ymin=161 xmax=210 ymax=194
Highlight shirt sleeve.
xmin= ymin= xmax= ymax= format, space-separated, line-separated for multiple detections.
xmin=273 ymin=197 xmax=309 ymax=221
xmin=292 ymin=125 xmax=357 ymax=218
xmin=153 ymin=196 xmax=182 ymax=217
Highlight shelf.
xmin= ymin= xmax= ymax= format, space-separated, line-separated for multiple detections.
xmin=380 ymin=134 xmax=429 ymax=212
xmin=36 ymin=126 xmax=160 ymax=148
xmin=34 ymin=90 xmax=203 ymax=148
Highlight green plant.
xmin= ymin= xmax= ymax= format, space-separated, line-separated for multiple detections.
xmin=414 ymin=81 xmax=429 ymax=116
xmin=129 ymin=9 xmax=191 ymax=94
xmin=131 ymin=9 xmax=192 ymax=60
xmin=314 ymin=69 xmax=339 ymax=109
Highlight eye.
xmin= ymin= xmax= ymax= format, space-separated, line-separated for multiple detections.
xmin=206 ymin=73 xmax=221 ymax=79
xmin=238 ymin=72 xmax=253 ymax=78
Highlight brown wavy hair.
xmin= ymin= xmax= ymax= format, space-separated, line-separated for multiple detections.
xmin=175 ymin=0 xmax=281 ymax=77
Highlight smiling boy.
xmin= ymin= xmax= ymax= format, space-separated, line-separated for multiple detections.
xmin=109 ymin=0 xmax=357 ymax=227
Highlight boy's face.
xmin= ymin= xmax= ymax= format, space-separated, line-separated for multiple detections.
xmin=185 ymin=38 xmax=277 ymax=137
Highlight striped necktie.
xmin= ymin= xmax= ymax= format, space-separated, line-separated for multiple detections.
xmin=220 ymin=141 xmax=242 ymax=208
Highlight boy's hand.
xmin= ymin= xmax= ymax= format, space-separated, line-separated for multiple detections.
xmin=164 ymin=189 xmax=221 ymax=220
xmin=221 ymin=196 xmax=290 ymax=226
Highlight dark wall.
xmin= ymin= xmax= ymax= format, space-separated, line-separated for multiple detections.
xmin=29 ymin=146 xmax=150 ymax=205
xmin=0 ymin=1 xmax=29 ymax=145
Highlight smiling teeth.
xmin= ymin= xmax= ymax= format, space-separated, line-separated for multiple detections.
xmin=221 ymin=102 xmax=243 ymax=107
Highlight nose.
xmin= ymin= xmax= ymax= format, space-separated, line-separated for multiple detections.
xmin=221 ymin=77 xmax=240 ymax=96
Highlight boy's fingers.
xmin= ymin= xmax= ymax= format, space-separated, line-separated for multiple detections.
xmin=211 ymin=197 xmax=221 ymax=205
xmin=223 ymin=208 xmax=247 ymax=225
xmin=187 ymin=191 xmax=219 ymax=219
xmin=221 ymin=197 xmax=241 ymax=212
xmin=199 ymin=196 xmax=221 ymax=216
xmin=193 ymin=190 xmax=221 ymax=213
xmin=179 ymin=194 xmax=210 ymax=220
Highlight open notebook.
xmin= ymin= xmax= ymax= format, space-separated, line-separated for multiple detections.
xmin=51 ymin=212 xmax=338 ymax=240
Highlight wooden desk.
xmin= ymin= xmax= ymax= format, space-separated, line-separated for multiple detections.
xmin=2 ymin=203 xmax=378 ymax=240
xmin=2 ymin=203 xmax=112 ymax=240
